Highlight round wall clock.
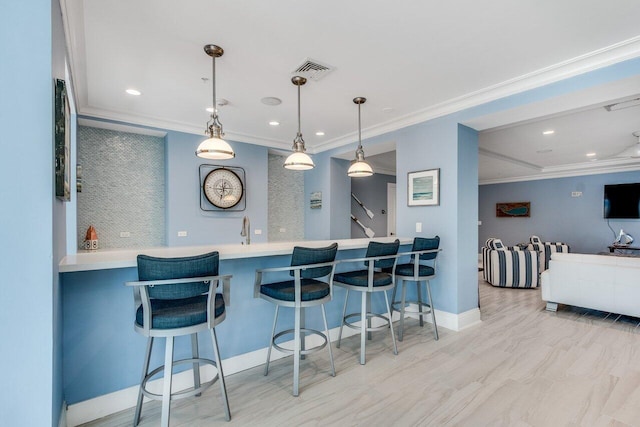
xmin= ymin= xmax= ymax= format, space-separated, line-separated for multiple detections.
xmin=202 ymin=167 xmax=244 ymax=209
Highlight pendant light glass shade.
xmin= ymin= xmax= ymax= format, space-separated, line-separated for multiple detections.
xmin=347 ymin=97 xmax=373 ymax=177
xmin=283 ymin=151 xmax=315 ymax=170
xmin=196 ymin=44 xmax=235 ymax=160
xmin=284 ymin=76 xmax=314 ymax=170
xmin=348 ymin=151 xmax=374 ymax=177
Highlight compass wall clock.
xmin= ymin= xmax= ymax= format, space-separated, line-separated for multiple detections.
xmin=199 ymin=164 xmax=246 ymax=211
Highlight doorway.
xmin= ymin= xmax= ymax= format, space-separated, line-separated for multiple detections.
xmin=387 ymin=183 xmax=396 ymax=236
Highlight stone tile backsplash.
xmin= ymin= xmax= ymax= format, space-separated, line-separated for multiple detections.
xmin=77 ymin=126 xmax=165 ymax=249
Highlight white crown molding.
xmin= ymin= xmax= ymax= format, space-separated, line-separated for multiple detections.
xmin=479 ymin=158 xmax=640 ymax=185
xmin=60 ymin=0 xmax=88 ymax=111
xmin=371 ymin=167 xmax=396 ymax=176
xmin=78 ymin=118 xmax=167 ymax=137
xmin=478 ymin=148 xmax=542 ymax=171
xmin=315 ymin=35 xmax=640 ymax=154
xmin=78 ymin=107 xmax=293 ymax=151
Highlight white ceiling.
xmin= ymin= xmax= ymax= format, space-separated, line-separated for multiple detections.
xmin=62 ymin=0 xmax=640 ymax=181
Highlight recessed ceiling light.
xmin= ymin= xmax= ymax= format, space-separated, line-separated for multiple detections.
xmin=536 ymin=149 xmax=553 ymax=154
xmin=381 ymin=107 xmax=394 ymax=113
xmin=126 ymin=89 xmax=141 ymax=96
xmin=269 ymin=121 xmax=280 ymax=126
xmin=315 ymin=131 xmax=325 ymax=136
xmin=261 ymin=97 xmax=282 ymax=106
xmin=586 ymin=152 xmax=596 ymax=157
xmin=542 ymin=130 xmax=555 ymax=135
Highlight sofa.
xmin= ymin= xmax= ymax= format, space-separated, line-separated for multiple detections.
xmin=541 ymin=252 xmax=640 ymax=317
xmin=482 ymin=238 xmax=540 ymax=288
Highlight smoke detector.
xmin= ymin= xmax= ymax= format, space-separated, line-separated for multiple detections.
xmin=292 ymin=58 xmax=335 ymax=81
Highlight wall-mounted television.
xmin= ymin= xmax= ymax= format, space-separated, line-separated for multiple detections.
xmin=604 ymin=183 xmax=640 ymax=219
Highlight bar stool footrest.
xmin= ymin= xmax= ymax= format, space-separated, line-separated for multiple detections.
xmin=272 ymin=328 xmax=328 ymax=355
xmin=141 ymin=357 xmax=219 ymax=402
xmin=343 ymin=312 xmax=391 ymax=332
xmin=391 ymin=300 xmax=433 ymax=316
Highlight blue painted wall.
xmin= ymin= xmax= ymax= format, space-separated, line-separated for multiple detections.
xmin=351 ymin=173 xmax=396 ymax=238
xmin=304 ymin=151 xmax=335 ymax=240
xmin=479 ymin=170 xmax=640 ymax=253
xmin=1 ymin=1 xmax=55 ymax=425
xmin=165 ymin=131 xmax=269 ymax=246
xmin=52 ymin=0 xmax=69 ymax=424
xmin=330 ymin=157 xmax=352 ymax=239
xmin=304 ymin=115 xmax=478 ymax=316
xmin=457 ymin=124 xmax=479 ymax=311
xmin=394 ymin=117 xmax=475 ymax=314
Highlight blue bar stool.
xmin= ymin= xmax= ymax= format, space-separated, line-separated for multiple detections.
xmin=390 ymin=236 xmax=440 ymax=341
xmin=254 ymin=243 xmax=338 ymax=396
xmin=334 ymin=239 xmax=400 ymax=365
xmin=126 ymin=251 xmax=232 ymax=427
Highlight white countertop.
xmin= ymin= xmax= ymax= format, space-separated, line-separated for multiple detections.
xmin=59 ymin=237 xmax=412 ymax=273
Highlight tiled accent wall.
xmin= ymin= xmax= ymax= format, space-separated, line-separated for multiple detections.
xmin=268 ymin=153 xmax=304 ymax=241
xmin=77 ymin=126 xmax=165 ymax=249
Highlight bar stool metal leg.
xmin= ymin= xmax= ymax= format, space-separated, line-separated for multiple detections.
xmin=134 ymin=337 xmax=153 ymax=426
xmin=337 ymin=290 xmax=349 ymax=348
xmin=360 ymin=292 xmax=367 ymax=365
xmin=384 ymin=290 xmax=398 ymax=355
xmin=399 ymin=279 xmax=407 ymax=341
xmin=161 ymin=337 xmax=174 ymax=427
xmin=366 ymin=293 xmax=373 ymax=341
xmin=416 ymin=282 xmax=424 ymax=327
xmin=390 ymin=281 xmax=398 ymax=315
xmin=210 ymin=328 xmax=231 ymax=420
xmin=321 ymin=304 xmax=335 ymax=376
xmin=191 ymin=334 xmax=201 ymax=396
xmin=264 ymin=306 xmax=279 ymax=375
xmin=293 ymin=305 xmax=301 ymax=396
xmin=425 ymin=280 xmax=438 ymax=340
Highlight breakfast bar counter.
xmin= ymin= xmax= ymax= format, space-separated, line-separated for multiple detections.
xmin=59 ymin=237 xmax=411 ymax=272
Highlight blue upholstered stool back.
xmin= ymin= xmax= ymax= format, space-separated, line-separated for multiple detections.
xmin=364 ymin=239 xmax=400 ymax=269
xmin=137 ymin=251 xmax=219 ymax=300
xmin=290 ymin=243 xmax=338 ymax=279
xmin=412 ymin=236 xmax=440 ymax=261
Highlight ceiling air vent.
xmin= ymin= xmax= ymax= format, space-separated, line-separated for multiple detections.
xmin=292 ymin=58 xmax=334 ymax=81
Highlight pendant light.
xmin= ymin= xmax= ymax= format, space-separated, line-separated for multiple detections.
xmin=284 ymin=76 xmax=314 ymax=170
xmin=347 ymin=97 xmax=373 ymax=177
xmin=196 ymin=44 xmax=235 ymax=160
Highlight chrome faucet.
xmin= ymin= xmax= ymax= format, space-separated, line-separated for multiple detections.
xmin=240 ymin=216 xmax=250 ymax=245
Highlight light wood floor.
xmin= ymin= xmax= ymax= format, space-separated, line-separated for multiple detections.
xmin=81 ymin=275 xmax=640 ymax=426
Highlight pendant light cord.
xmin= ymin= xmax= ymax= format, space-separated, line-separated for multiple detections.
xmin=297 ymin=84 xmax=301 ymax=136
xmin=211 ymin=55 xmax=216 ymax=118
xmin=358 ymin=102 xmax=362 ymax=149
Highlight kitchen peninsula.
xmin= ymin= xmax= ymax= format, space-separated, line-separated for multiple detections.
xmin=60 ymin=237 xmax=412 ymax=425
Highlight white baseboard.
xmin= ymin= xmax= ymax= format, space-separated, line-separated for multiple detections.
xmin=402 ymin=304 xmax=482 ymax=331
xmin=66 ymin=308 xmax=478 ymax=426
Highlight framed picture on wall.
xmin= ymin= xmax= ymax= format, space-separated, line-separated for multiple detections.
xmin=55 ymin=79 xmax=71 ymax=201
xmin=408 ymin=168 xmax=439 ymax=206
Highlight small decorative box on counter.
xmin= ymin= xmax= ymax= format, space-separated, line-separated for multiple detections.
xmin=84 ymin=225 xmax=98 ymax=250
